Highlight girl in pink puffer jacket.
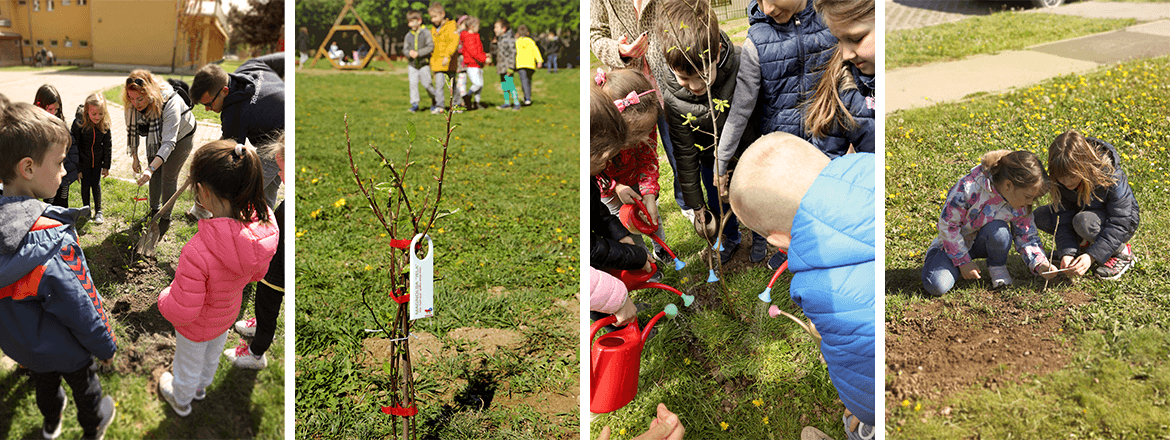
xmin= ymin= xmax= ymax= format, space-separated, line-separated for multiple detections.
xmin=156 ymin=140 xmax=279 ymax=417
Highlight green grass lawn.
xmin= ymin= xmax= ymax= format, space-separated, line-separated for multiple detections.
xmin=294 ymin=62 xmax=580 ymax=438
xmin=589 ymin=159 xmax=853 ymax=435
xmin=885 ymin=57 xmax=1170 ymax=438
xmin=887 ymin=12 xmax=1135 ymax=69
xmin=0 ymin=178 xmax=285 ymax=439
xmin=103 ymin=60 xmax=245 ymax=125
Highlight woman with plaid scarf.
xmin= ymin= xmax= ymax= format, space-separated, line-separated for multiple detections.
xmin=122 ymin=71 xmax=197 ymax=235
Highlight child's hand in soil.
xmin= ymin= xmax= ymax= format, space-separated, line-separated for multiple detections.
xmin=960 ymin=261 xmax=981 ymax=280
xmin=1061 ymin=254 xmax=1092 ymax=276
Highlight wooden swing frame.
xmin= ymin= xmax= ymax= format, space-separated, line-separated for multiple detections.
xmin=309 ymin=0 xmax=389 ymax=70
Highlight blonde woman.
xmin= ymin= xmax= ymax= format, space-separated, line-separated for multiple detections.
xmin=123 ymin=70 xmax=196 ymax=234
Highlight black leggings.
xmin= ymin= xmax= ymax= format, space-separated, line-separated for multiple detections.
xmin=79 ymin=167 xmax=103 ymax=212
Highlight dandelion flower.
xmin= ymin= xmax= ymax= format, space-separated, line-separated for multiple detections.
xmin=762 ymin=417 xmax=769 ymax=425
xmin=720 ymin=422 xmax=729 ymax=431
xmin=333 ymin=198 xmax=347 ymax=208
xmin=902 ymin=399 xmax=910 ymax=408
xmin=752 ymin=399 xmax=764 ymax=407
xmin=915 ymin=402 xmax=922 ymax=411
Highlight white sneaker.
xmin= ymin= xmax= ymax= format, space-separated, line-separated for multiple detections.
xmin=193 ymin=387 xmax=205 ymax=401
xmin=225 ymin=343 xmax=268 ymax=370
xmin=158 ymin=372 xmax=191 ymax=417
xmin=234 ymin=317 xmax=257 ymax=337
xmin=988 ymin=265 xmax=1013 ymax=289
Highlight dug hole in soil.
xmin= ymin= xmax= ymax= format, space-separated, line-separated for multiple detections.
xmin=886 ymin=288 xmax=1092 ymax=415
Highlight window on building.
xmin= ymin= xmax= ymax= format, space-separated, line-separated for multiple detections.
xmin=62 ymin=0 xmax=69 ymax=5
xmin=17 ymin=0 xmax=25 ymax=5
xmin=47 ymin=0 xmax=53 ymax=10
xmin=36 ymin=39 xmax=43 ymax=46
xmin=77 ymin=0 xmax=85 ymax=5
xmin=49 ymin=40 xmax=57 ymax=47
xmin=33 ymin=0 xmax=39 ymax=11
xmin=64 ymin=40 xmax=72 ymax=47
xmin=79 ymin=40 xmax=88 ymax=47
xmin=23 ymin=39 xmax=30 ymax=46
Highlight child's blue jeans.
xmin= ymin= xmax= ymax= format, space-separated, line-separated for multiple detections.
xmin=700 ymin=161 xmax=742 ymax=246
xmin=921 ymin=220 xmax=1011 ymax=296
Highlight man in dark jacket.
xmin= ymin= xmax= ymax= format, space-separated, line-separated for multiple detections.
xmin=191 ymin=53 xmax=285 ymax=207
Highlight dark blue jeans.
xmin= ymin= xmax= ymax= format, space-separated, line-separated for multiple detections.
xmin=34 ymin=359 xmax=103 ymax=434
xmin=657 ymin=115 xmax=687 ymax=211
xmin=921 ymin=220 xmax=1011 ymax=296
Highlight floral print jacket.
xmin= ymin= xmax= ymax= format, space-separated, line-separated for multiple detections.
xmin=598 ymin=130 xmax=660 ymax=198
xmin=930 ymin=164 xmax=1049 ymax=272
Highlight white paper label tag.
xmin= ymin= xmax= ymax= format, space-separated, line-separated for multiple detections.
xmin=409 ymin=234 xmax=434 ymax=320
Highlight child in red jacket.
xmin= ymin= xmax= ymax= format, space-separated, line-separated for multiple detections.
xmin=458 ymin=15 xmax=488 ymax=110
xmin=157 ymin=141 xmax=278 ymax=417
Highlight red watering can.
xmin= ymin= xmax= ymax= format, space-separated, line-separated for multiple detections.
xmin=590 ymin=304 xmax=677 ymax=413
xmin=611 ymin=262 xmax=694 ymax=307
xmin=618 ymin=198 xmax=686 ymax=271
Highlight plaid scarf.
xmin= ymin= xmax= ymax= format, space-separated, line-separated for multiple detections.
xmin=126 ymin=93 xmax=193 ymax=158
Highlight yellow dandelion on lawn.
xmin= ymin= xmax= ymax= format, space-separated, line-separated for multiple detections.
xmin=684 ymin=358 xmax=691 ymax=365
xmin=556 ymin=267 xmax=565 ymax=273
xmin=311 ymin=178 xmax=319 ymax=184
xmin=915 ymin=402 xmax=922 ymax=411
xmin=333 ymin=198 xmax=346 ymax=208
xmin=364 ymin=265 xmax=372 ymax=271
xmin=619 ymin=428 xmax=626 ymax=435
xmin=296 ymin=229 xmax=306 ymax=237
xmin=555 ymin=228 xmax=562 ymax=233
xmin=752 ymin=399 xmax=763 ymax=407
xmin=720 ymin=422 xmax=729 ymax=431
xmin=380 ymin=233 xmax=387 ymax=238
xmin=762 ymin=417 xmax=769 ymax=425
xmin=567 ymin=238 xmax=573 ymax=243
xmin=902 ymin=399 xmax=910 ymax=408
xmin=311 ymin=209 xmax=322 ymax=219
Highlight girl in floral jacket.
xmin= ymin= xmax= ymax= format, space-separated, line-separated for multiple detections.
xmin=922 ymin=150 xmax=1058 ymax=296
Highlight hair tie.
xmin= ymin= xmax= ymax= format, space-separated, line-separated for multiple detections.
xmin=594 ymin=68 xmax=607 ymax=86
xmin=614 ymin=89 xmax=656 ymax=112
xmin=234 ymin=144 xmax=245 ymax=159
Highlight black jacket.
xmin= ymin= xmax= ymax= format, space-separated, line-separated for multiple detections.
xmin=590 ymin=177 xmax=646 ymax=270
xmin=71 ymin=105 xmax=112 ymax=171
xmin=221 ymin=53 xmax=284 ymax=147
xmin=663 ymin=30 xmax=754 ymax=209
xmin=1052 ymin=137 xmax=1139 ymax=264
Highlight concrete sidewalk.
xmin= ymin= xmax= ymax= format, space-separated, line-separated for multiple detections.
xmin=887 ymin=2 xmax=1170 ymax=113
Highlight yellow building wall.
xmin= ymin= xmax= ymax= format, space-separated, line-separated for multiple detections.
xmin=90 ymin=0 xmax=179 ymax=68
xmin=23 ymin=0 xmax=93 ymax=61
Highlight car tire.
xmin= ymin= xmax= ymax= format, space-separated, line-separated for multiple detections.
xmin=1031 ymin=0 xmax=1064 ymax=8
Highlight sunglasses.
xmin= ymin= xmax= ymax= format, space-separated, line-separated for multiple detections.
xmin=125 ymin=77 xmax=146 ymax=88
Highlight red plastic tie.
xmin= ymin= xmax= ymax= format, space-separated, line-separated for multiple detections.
xmin=389 ymin=239 xmax=413 ymax=249
xmin=381 ymin=405 xmax=419 ymax=416
xmin=390 ymin=289 xmax=410 ymax=304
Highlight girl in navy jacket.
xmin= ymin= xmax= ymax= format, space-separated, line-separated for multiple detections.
xmin=1034 ymin=130 xmax=1139 ymax=279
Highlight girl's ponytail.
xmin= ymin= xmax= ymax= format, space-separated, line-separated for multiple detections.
xmin=803 ymin=49 xmax=853 ymax=139
xmin=191 ymin=140 xmax=270 ymax=223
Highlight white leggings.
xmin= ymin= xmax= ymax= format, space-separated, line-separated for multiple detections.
xmin=171 ymin=330 xmax=229 ymax=406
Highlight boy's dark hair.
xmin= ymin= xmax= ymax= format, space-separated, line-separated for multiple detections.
xmin=0 ymin=93 xmax=70 ymax=183
xmin=428 ymin=1 xmax=445 ymax=15
xmin=34 ymin=84 xmax=64 ymax=121
xmin=191 ymin=140 xmax=270 ymax=223
xmin=190 ymin=63 xmax=229 ymax=105
xmin=657 ymin=0 xmax=720 ymax=76
xmin=516 ymin=24 xmax=529 ymax=38
xmin=407 ymin=10 xmax=422 ymax=21
xmin=496 ymin=17 xmax=510 ymax=29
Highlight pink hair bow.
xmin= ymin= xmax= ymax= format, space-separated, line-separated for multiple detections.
xmin=613 ymin=89 xmax=656 ymax=112
xmin=594 ymin=68 xmax=607 ymax=86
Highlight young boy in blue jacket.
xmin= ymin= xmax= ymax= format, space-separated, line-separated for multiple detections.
xmin=730 ymin=132 xmax=874 ymax=440
xmin=0 ymin=93 xmax=117 ymax=440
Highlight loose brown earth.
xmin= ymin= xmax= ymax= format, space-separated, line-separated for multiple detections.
xmin=885 ymin=288 xmax=1092 ymax=413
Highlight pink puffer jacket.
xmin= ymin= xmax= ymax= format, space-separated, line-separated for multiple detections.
xmin=159 ymin=210 xmax=279 ymax=342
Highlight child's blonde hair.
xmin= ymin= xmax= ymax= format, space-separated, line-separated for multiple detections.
xmin=123 ymin=70 xmax=165 ymax=120
xmin=595 ymin=69 xmax=659 ymax=148
xmin=590 ymin=84 xmax=627 ymax=173
xmin=464 ymin=16 xmax=480 ymax=32
xmin=981 ymin=149 xmax=1048 ymax=211
xmin=80 ymin=93 xmax=111 ymax=133
xmin=190 ymin=140 xmax=269 ymax=223
xmin=1047 ymin=130 xmax=1117 ymax=209
xmin=803 ymin=0 xmax=874 ymax=139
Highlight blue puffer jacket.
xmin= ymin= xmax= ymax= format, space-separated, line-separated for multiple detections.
xmin=746 ymin=0 xmax=837 ymax=139
xmin=787 ymin=153 xmax=875 ymax=426
xmin=810 ymin=64 xmax=875 ymax=158
xmin=1051 ymin=137 xmax=1139 ymax=264
xmin=0 ymin=198 xmax=116 ymax=374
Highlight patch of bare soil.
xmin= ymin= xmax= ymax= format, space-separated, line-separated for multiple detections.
xmin=446 ymin=327 xmax=525 ymax=356
xmin=886 ymin=289 xmax=1092 ymax=411
xmin=494 ymin=376 xmax=579 ymax=417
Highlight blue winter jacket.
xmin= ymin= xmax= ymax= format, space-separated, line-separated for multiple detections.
xmin=747 ymin=0 xmax=836 ymax=139
xmin=0 ymin=198 xmax=116 ymax=373
xmin=787 ymin=153 xmax=875 ymax=426
xmin=809 ymin=64 xmax=875 ymax=158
